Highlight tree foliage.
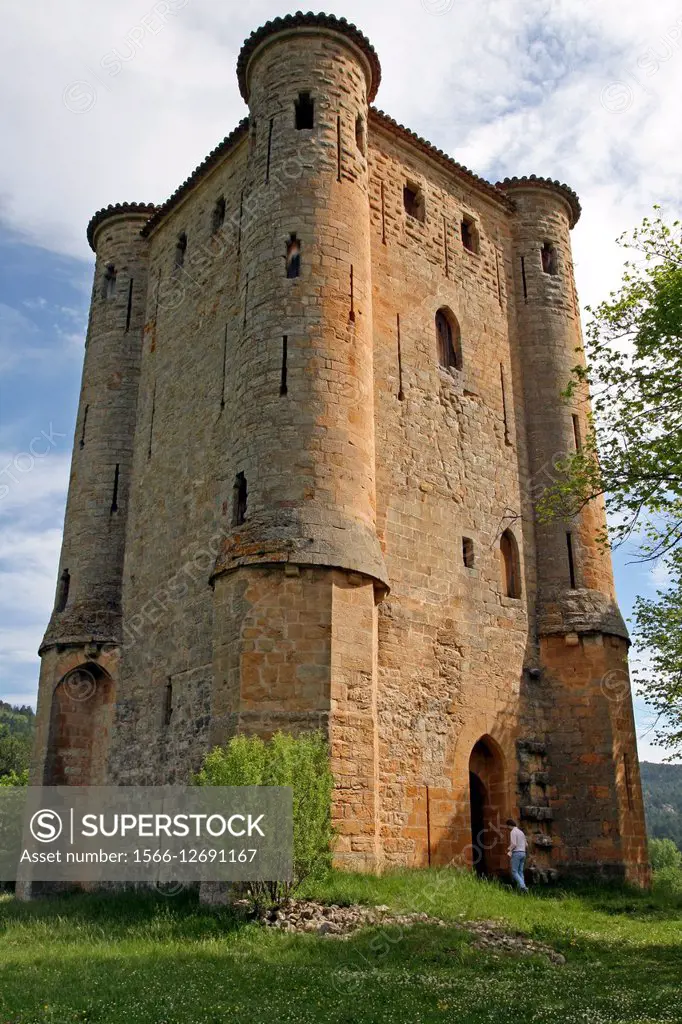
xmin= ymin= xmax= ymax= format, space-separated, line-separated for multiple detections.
xmin=539 ymin=211 xmax=682 ymax=757
xmin=0 ymin=702 xmax=35 ymax=779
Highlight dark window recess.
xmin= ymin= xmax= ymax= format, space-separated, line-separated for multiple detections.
xmin=435 ymin=309 xmax=462 ymax=370
xmin=461 ymin=216 xmax=480 ymax=253
xmin=102 ymin=264 xmax=117 ymax=300
xmin=175 ymin=232 xmax=187 ymax=268
xmin=249 ymin=119 xmax=257 ymax=154
xmin=286 ymin=234 xmax=301 ymax=278
xmin=233 ymin=473 xmax=247 ymax=526
xmin=541 ymin=241 xmax=559 ymax=275
xmin=355 ymin=114 xmax=367 ymax=155
xmin=212 ymin=196 xmax=226 ymax=234
xmin=55 ymin=569 xmax=70 ymax=613
xmin=521 ymin=255 xmax=528 ymax=301
xmin=280 ymin=335 xmax=288 ymax=396
xmin=110 ymin=463 xmax=120 ymax=514
xmin=125 ymin=277 xmax=134 ymax=332
xmin=500 ymin=529 xmax=521 ymax=598
xmin=572 ymin=414 xmax=583 ymax=450
xmin=566 ymin=532 xmax=577 ymax=589
xmin=266 ymin=118 xmax=274 ymax=182
xmin=163 ymin=681 xmax=173 ymax=727
xmin=404 ymin=182 xmax=425 ymax=222
xmin=462 ymin=538 xmax=475 ymax=569
xmin=295 ymin=92 xmax=314 ymax=129
xmin=79 ymin=404 xmax=89 ymax=449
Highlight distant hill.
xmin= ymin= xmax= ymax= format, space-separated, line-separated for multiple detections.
xmin=640 ymin=762 xmax=682 ymax=852
xmin=0 ymin=702 xmax=35 ymax=777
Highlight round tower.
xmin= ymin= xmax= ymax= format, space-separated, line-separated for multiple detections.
xmin=215 ymin=12 xmax=386 ymax=583
xmin=34 ymin=202 xmax=153 ymax=787
xmin=500 ymin=177 xmax=649 ymax=885
xmin=210 ymin=14 xmax=386 ymax=871
xmin=499 ymin=176 xmax=625 ymax=638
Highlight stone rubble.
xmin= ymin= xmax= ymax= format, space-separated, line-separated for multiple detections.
xmin=256 ymin=900 xmax=566 ymax=964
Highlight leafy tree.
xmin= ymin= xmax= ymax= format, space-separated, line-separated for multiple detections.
xmin=0 ymin=703 xmax=35 ymax=778
xmin=539 ymin=211 xmax=682 ymax=757
xmin=649 ymin=837 xmax=682 ymax=872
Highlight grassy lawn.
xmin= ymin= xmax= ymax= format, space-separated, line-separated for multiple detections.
xmin=1 ymin=870 xmax=681 ymax=1024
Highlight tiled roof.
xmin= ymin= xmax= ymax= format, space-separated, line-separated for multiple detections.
xmin=496 ymin=175 xmax=581 ymax=226
xmin=86 ymin=203 xmax=157 ymax=251
xmin=237 ymin=11 xmax=381 ymax=103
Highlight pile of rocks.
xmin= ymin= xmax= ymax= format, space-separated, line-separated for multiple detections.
xmin=259 ymin=900 xmax=447 ymax=936
xmin=257 ymin=900 xmax=566 ymax=964
xmin=463 ymin=919 xmax=566 ymax=965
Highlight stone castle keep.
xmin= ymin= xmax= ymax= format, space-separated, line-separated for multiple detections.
xmin=32 ymin=12 xmax=649 ymax=883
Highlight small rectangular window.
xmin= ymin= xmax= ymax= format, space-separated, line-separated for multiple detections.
xmin=295 ymin=92 xmax=314 ymax=130
xmin=233 ymin=472 xmax=247 ymax=526
xmin=102 ymin=264 xmax=117 ymax=300
xmin=175 ymin=232 xmax=187 ymax=268
xmin=462 ymin=538 xmax=475 ymax=569
xmin=286 ymin=234 xmax=301 ymax=279
xmin=211 ymin=197 xmax=226 ymax=234
xmin=541 ymin=241 xmax=559 ymax=275
xmin=566 ymin=532 xmax=577 ymax=589
xmin=461 ymin=216 xmax=480 ymax=254
xmin=404 ymin=182 xmax=425 ymax=223
xmin=572 ymin=414 xmax=582 ymax=451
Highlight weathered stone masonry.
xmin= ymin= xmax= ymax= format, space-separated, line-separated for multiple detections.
xmin=32 ymin=12 xmax=649 ymax=884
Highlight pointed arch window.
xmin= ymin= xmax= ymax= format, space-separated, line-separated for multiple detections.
xmin=435 ymin=308 xmax=462 ymax=370
xmin=500 ymin=529 xmax=521 ymax=598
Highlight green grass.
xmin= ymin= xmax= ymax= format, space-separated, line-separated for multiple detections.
xmin=1 ymin=870 xmax=681 ymax=1024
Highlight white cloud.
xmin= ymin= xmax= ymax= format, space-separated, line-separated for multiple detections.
xmin=0 ymin=454 xmax=69 ymax=704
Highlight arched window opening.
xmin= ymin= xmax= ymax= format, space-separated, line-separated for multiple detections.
xmin=541 ymin=241 xmax=558 ymax=275
xmin=461 ymin=215 xmax=480 ymax=253
xmin=500 ymin=529 xmax=521 ymax=598
xmin=435 ymin=308 xmax=462 ymax=370
xmin=286 ymin=234 xmax=301 ymax=279
xmin=355 ymin=114 xmax=367 ymax=155
xmin=175 ymin=232 xmax=187 ymax=269
xmin=211 ymin=196 xmax=226 ymax=234
xmin=233 ymin=472 xmax=247 ymax=526
xmin=44 ymin=664 xmax=114 ymax=786
xmin=102 ymin=264 xmax=117 ymax=300
xmin=295 ymin=92 xmax=314 ymax=130
xmin=404 ymin=181 xmax=425 ymax=223
xmin=55 ymin=568 xmax=70 ymax=612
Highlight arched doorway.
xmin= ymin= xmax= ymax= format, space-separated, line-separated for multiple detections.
xmin=468 ymin=736 xmax=507 ymax=877
xmin=44 ymin=664 xmax=114 ymax=786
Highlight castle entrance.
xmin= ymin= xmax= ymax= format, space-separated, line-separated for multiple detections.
xmin=468 ymin=737 xmax=506 ymax=876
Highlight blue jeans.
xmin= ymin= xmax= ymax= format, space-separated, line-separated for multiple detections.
xmin=510 ymin=851 xmax=528 ymax=891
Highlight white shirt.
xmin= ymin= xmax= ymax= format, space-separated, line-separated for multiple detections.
xmin=508 ymin=827 xmax=527 ymax=854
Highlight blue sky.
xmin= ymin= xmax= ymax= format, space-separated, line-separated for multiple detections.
xmin=1 ymin=0 xmax=681 ymax=763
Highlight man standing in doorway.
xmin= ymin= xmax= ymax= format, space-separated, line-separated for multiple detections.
xmin=506 ymin=818 xmax=529 ymax=893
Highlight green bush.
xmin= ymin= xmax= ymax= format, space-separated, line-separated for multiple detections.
xmin=194 ymin=732 xmax=335 ymax=907
xmin=0 ymin=769 xmax=28 ymax=787
xmin=649 ymin=837 xmax=682 ymax=872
